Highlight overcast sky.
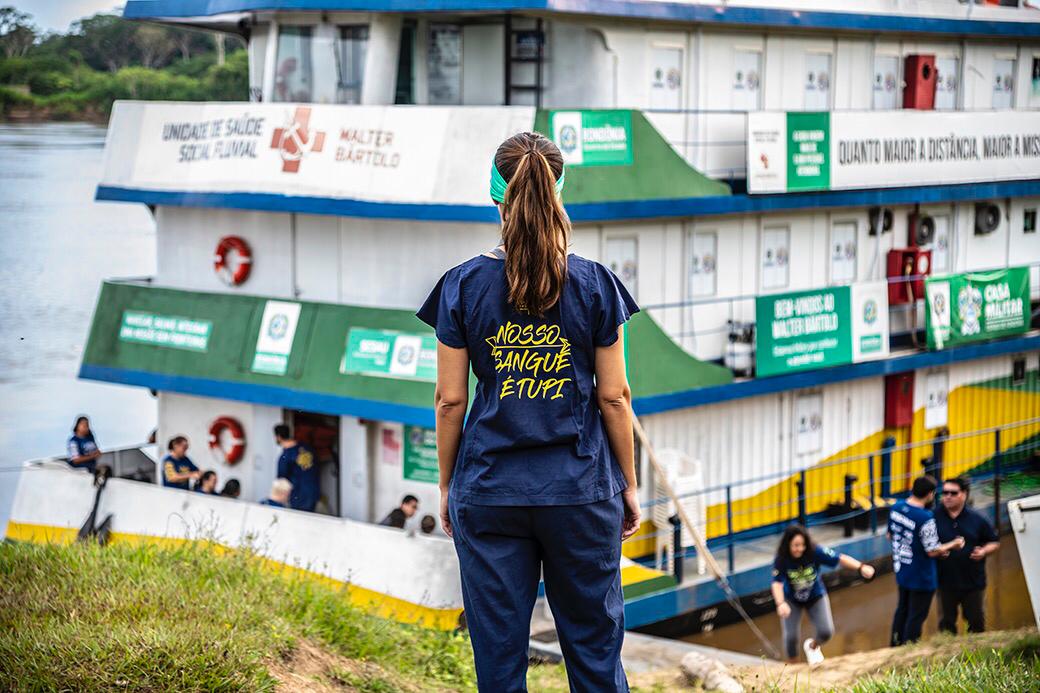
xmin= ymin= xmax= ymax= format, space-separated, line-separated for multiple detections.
xmin=12 ymin=1 xmax=124 ymax=33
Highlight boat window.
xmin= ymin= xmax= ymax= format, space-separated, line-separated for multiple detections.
xmin=274 ymin=25 xmax=314 ymax=102
xmin=337 ymin=25 xmax=369 ymax=105
xmin=428 ymin=24 xmax=462 ymax=105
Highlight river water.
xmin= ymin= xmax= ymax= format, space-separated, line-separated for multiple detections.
xmin=683 ymin=538 xmax=1035 ymax=657
xmin=0 ymin=123 xmax=157 ymax=532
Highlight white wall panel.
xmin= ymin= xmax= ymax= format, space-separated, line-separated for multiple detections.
xmin=158 ymin=392 xmax=283 ymax=505
xmin=156 ymin=207 xmax=293 ymax=296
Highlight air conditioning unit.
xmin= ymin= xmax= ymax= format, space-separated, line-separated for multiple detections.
xmin=885 ymin=372 xmax=915 ymax=428
xmin=887 ymin=248 xmax=932 ymax=304
xmin=903 ymin=54 xmax=937 ymax=110
xmin=868 ymin=207 xmax=894 ymax=236
xmin=908 ymin=212 xmax=936 ymax=247
xmin=975 ymin=202 xmax=1001 ymax=235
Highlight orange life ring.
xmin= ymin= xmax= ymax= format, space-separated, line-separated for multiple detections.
xmin=208 ymin=416 xmax=246 ymax=465
xmin=213 ymin=235 xmax=252 ymax=286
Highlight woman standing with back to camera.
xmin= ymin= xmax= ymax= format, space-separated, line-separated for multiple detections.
xmin=417 ymin=131 xmax=641 ymax=692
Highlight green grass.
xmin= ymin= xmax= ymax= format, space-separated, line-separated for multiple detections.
xmin=844 ymin=633 xmax=1040 ymax=693
xmin=0 ymin=540 xmax=570 ymax=691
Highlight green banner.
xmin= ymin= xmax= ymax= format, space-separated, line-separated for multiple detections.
xmin=926 ymin=267 xmax=1030 ymax=350
xmin=756 ymin=286 xmax=852 ymax=377
xmin=342 ymin=328 xmax=437 ymax=382
xmin=403 ymin=425 xmax=438 ymax=483
xmin=549 ymin=110 xmax=633 ymax=167
xmin=786 ymin=112 xmax=830 ymax=191
xmin=119 ymin=310 xmax=211 ymax=352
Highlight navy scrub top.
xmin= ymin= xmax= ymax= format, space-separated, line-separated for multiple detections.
xmin=417 ymin=253 xmax=639 ymax=507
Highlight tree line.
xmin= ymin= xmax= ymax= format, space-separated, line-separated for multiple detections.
xmin=0 ymin=7 xmax=248 ymax=120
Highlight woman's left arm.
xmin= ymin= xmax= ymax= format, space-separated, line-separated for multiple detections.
xmin=838 ymin=553 xmax=875 ymax=580
xmin=435 ymin=342 xmax=470 ymax=537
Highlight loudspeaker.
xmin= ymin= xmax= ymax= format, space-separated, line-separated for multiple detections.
xmin=974 ymin=202 xmax=1001 ymax=235
xmin=903 ymin=54 xmax=937 ymax=110
xmin=868 ymin=207 xmax=894 ymax=236
xmin=908 ymin=213 xmax=936 ymax=247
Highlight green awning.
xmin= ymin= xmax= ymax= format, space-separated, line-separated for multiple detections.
xmin=80 ymin=281 xmax=731 ymax=425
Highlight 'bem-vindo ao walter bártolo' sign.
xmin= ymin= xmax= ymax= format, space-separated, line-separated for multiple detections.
xmin=755 ymin=282 xmax=889 ymax=377
xmin=925 ymin=267 xmax=1030 ymax=350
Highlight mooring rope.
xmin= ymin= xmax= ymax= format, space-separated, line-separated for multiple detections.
xmin=633 ymin=416 xmax=782 ymax=660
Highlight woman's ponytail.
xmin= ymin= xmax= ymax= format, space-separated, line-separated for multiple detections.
xmin=493 ymin=132 xmax=569 ymax=317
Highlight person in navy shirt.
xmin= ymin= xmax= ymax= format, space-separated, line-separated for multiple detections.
xmin=162 ymin=435 xmax=200 ymax=490
xmin=66 ymin=415 xmax=101 ymax=473
xmin=771 ymin=525 xmax=875 ymax=663
xmin=274 ymin=424 xmax=319 ymax=512
xmin=934 ymin=476 xmax=1000 ymax=634
xmin=259 ymin=478 xmax=292 ymax=508
xmin=418 ymin=132 xmax=640 ymax=692
xmin=888 ymin=476 xmax=965 ymax=646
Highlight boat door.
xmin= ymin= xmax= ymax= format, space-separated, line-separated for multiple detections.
xmin=286 ymin=410 xmax=341 ymax=516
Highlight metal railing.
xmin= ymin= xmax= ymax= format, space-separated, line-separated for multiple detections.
xmin=639 ymin=416 xmax=1040 ymax=576
xmin=11 ymin=442 xmax=160 ymax=484
xmin=640 ymin=260 xmax=1040 ymax=363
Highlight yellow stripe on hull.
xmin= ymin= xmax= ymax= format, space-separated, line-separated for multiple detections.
xmin=6 ymin=520 xmax=463 ymax=631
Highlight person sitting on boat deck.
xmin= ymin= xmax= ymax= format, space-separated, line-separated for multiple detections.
xmin=260 ymin=478 xmax=292 ymax=508
xmin=420 ymin=514 xmax=437 ymax=535
xmin=379 ymin=495 xmax=419 ymax=529
xmin=194 ymin=470 xmax=218 ymax=494
xmin=934 ymin=476 xmax=1000 ymax=635
xmin=888 ymin=475 xmax=965 ymax=646
xmin=67 ymin=415 xmax=102 ymax=473
xmin=273 ymin=424 xmax=319 ymax=512
xmin=771 ymin=524 xmax=875 ymax=665
xmin=220 ymin=478 xmax=241 ymax=499
xmin=162 ymin=435 xmax=201 ymax=490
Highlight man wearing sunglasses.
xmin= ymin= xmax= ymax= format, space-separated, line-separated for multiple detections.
xmin=934 ymin=476 xmax=1000 ymax=634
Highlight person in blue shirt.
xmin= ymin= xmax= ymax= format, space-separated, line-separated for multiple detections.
xmin=162 ymin=435 xmax=200 ymax=490
xmin=274 ymin=424 xmax=319 ymax=512
xmin=417 ymin=132 xmax=640 ymax=692
xmin=771 ymin=525 xmax=875 ymax=663
xmin=888 ymin=475 xmax=964 ymax=646
xmin=66 ymin=415 xmax=102 ymax=473
xmin=259 ymin=478 xmax=292 ymax=508
xmin=934 ymin=476 xmax=1000 ymax=634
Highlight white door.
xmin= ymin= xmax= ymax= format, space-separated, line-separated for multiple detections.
xmin=605 ymin=236 xmax=639 ymax=300
xmin=873 ymin=55 xmax=900 ymax=110
xmin=761 ymin=227 xmax=790 ymax=290
xmin=649 ymin=46 xmax=683 ymax=111
xmin=993 ymin=58 xmax=1016 ymax=109
xmin=733 ymin=50 xmax=763 ymax=111
xmin=804 ymin=53 xmax=832 ymax=110
xmin=830 ymin=221 xmax=857 ymax=285
xmin=934 ymin=57 xmax=959 ymax=111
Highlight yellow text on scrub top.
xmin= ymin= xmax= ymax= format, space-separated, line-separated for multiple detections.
xmin=486 ymin=322 xmax=573 ymax=400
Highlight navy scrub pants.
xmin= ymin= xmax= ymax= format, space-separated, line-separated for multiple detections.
xmin=450 ymin=492 xmax=628 ymax=693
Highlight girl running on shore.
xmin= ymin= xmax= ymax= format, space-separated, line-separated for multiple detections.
xmin=771 ymin=524 xmax=875 ymax=664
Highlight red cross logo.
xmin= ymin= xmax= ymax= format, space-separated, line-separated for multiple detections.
xmin=270 ymin=107 xmax=326 ymax=173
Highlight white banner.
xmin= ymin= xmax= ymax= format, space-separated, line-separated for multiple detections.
xmin=850 ymin=280 xmax=890 ymax=363
xmin=748 ymin=110 xmax=1040 ymax=193
xmin=101 ymin=101 xmax=536 ymax=205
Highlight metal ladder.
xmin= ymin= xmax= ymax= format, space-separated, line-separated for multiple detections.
xmin=504 ymin=15 xmax=544 ymax=106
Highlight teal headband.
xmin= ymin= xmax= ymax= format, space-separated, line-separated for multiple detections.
xmin=489 ymin=158 xmax=565 ymax=204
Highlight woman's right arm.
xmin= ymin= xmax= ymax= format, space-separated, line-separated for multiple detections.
xmin=595 ymin=327 xmax=640 ymax=539
xmin=435 ymin=341 xmax=470 ymax=537
xmin=771 ymin=580 xmax=790 ymax=618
